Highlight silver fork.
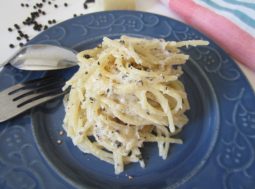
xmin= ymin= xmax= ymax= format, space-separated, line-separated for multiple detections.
xmin=0 ymin=76 xmax=69 ymax=122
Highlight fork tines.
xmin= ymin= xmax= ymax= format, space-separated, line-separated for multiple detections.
xmin=0 ymin=76 xmax=69 ymax=122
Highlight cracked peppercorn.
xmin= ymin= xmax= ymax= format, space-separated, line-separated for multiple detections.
xmin=83 ymin=54 xmax=91 ymax=59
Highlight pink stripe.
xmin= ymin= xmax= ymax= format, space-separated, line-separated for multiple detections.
xmin=168 ymin=0 xmax=255 ymax=71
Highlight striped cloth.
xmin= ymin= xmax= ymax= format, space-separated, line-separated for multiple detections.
xmin=162 ymin=0 xmax=255 ymax=71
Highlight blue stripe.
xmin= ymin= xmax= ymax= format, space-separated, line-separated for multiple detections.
xmin=200 ymin=0 xmax=255 ymax=28
xmin=222 ymin=0 xmax=255 ymax=10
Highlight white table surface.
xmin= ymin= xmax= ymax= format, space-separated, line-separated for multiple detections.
xmin=0 ymin=0 xmax=254 ymax=90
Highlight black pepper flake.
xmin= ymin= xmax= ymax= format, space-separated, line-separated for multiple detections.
xmin=19 ymin=42 xmax=24 ymax=47
xmin=24 ymin=34 xmax=29 ymax=39
xmin=44 ymin=25 xmax=48 ymax=30
xmin=106 ymin=88 xmax=110 ymax=93
xmin=115 ymin=141 xmax=122 ymax=148
xmin=73 ymin=14 xmax=77 ymax=17
xmin=83 ymin=54 xmax=91 ymax=59
xmin=25 ymin=4 xmax=29 ymax=7
xmin=48 ymin=1 xmax=52 ymax=5
xmin=52 ymin=19 xmax=56 ymax=24
xmin=83 ymin=3 xmax=88 ymax=9
xmin=89 ymin=97 xmax=94 ymax=101
xmin=54 ymin=4 xmax=58 ymax=8
xmin=33 ymin=24 xmax=42 ymax=31
xmin=64 ymin=3 xmax=68 ymax=7
xmin=9 ymin=44 xmax=15 ymax=48
xmin=128 ymin=151 xmax=132 ymax=156
xmin=48 ymin=20 xmax=52 ymax=24
xmin=14 ymin=24 xmax=20 ymax=29
xmin=30 ymin=11 xmax=39 ymax=18
xmin=97 ymin=61 xmax=100 ymax=65
xmin=146 ymin=111 xmax=150 ymax=115
xmin=42 ymin=11 xmax=46 ymax=15
xmin=120 ymin=40 xmax=125 ymax=44
xmin=8 ymin=27 xmax=12 ymax=32
xmin=85 ymin=71 xmax=88 ymax=74
xmin=21 ymin=3 xmax=24 ymax=7
xmin=16 ymin=36 xmax=21 ymax=40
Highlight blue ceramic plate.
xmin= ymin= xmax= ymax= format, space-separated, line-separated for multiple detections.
xmin=0 ymin=11 xmax=255 ymax=189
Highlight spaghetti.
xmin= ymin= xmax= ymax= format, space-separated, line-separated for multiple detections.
xmin=63 ymin=35 xmax=208 ymax=174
